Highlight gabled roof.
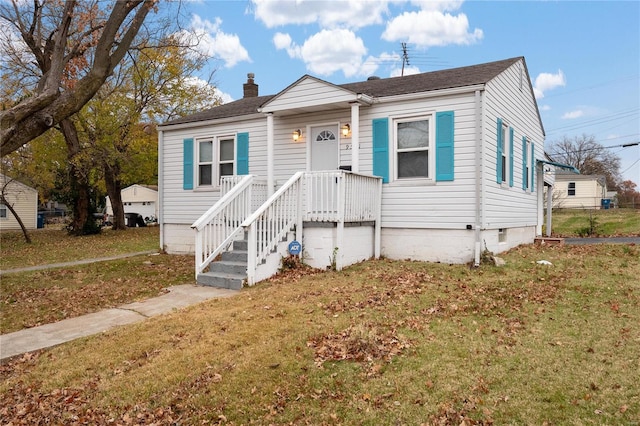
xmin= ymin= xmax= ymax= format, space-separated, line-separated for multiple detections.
xmin=161 ymin=57 xmax=523 ymax=127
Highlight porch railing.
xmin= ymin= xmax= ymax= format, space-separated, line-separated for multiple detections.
xmin=304 ymin=171 xmax=380 ymax=222
xmin=191 ymin=175 xmax=267 ymax=278
xmin=242 ymin=172 xmax=305 ymax=285
xmin=242 ymin=171 xmax=381 ymax=285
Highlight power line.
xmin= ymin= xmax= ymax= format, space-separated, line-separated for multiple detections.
xmin=546 ymin=141 xmax=639 ymax=157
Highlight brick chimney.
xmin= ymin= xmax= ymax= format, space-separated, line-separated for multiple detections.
xmin=243 ymin=73 xmax=258 ymax=98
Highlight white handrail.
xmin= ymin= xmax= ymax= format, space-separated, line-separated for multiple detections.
xmin=191 ymin=175 xmax=255 ymax=278
xmin=242 ymin=172 xmax=305 ymax=285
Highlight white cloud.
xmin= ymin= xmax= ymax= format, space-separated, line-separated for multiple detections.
xmin=533 ymin=70 xmax=566 ymax=99
xmin=274 ymin=29 xmax=379 ymax=78
xmin=251 ymin=0 xmax=389 ymax=29
xmin=390 ymin=65 xmax=421 ymax=77
xmin=539 ymin=104 xmax=551 ymax=112
xmin=382 ymin=10 xmax=483 ymax=47
xmin=562 ymin=110 xmax=584 ymax=119
xmin=188 ymin=15 xmax=250 ymax=68
xmin=273 ymin=32 xmax=300 ymax=58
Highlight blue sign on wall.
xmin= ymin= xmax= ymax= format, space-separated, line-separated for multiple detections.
xmin=288 ymin=240 xmax=302 ymax=255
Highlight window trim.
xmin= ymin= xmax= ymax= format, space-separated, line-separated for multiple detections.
xmin=195 ymin=135 xmax=236 ymax=188
xmin=500 ymin=123 xmax=508 ymax=184
xmin=0 ymin=203 xmax=7 ymax=219
xmin=568 ymin=182 xmax=576 ymax=196
xmin=392 ymin=114 xmax=435 ymax=181
xmin=524 ymin=137 xmax=531 ymax=190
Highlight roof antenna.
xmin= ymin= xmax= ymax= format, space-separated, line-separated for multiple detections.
xmin=401 ymin=42 xmax=410 ymax=76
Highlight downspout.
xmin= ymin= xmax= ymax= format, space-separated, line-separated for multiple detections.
xmin=546 ymin=183 xmax=553 ymax=237
xmin=158 ymin=130 xmax=164 ymax=252
xmin=537 ymin=166 xmax=544 ymax=235
xmin=266 ymin=113 xmax=274 ymax=196
xmin=474 ymin=90 xmax=483 ymax=266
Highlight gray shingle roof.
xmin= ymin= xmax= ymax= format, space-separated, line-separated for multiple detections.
xmin=162 ymin=57 xmax=523 ymax=127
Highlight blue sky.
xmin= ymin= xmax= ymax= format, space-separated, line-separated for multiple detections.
xmin=184 ymin=0 xmax=640 ymax=185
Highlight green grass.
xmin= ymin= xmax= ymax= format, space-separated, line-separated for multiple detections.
xmin=1 ymin=244 xmax=638 ymax=424
xmin=1 ymin=253 xmax=194 ymax=333
xmin=549 ymin=208 xmax=640 ymax=237
xmin=0 ymin=226 xmax=160 ymax=270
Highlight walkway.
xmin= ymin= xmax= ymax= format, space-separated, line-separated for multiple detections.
xmin=1 ymin=251 xmax=239 ymax=361
xmin=1 ymin=284 xmax=237 ymax=360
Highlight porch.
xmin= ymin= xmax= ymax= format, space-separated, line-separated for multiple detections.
xmin=191 ymin=171 xmax=382 ymax=288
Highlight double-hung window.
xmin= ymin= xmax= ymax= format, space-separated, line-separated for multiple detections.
xmin=500 ymin=123 xmax=508 ymax=183
xmin=568 ymin=182 xmax=576 ymax=196
xmin=0 ymin=203 xmax=6 ymax=219
xmin=197 ymin=136 xmax=235 ymax=187
xmin=524 ymin=138 xmax=531 ymax=190
xmin=395 ymin=117 xmax=431 ymax=179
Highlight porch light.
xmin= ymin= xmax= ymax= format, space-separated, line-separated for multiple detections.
xmin=292 ymin=129 xmax=302 ymax=142
xmin=341 ymin=123 xmax=351 ymax=137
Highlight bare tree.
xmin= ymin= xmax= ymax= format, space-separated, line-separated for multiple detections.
xmin=547 ymin=134 xmax=622 ymax=191
xmin=0 ymin=0 xmax=158 ymax=156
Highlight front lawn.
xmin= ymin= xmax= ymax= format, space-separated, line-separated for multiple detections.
xmin=1 ymin=243 xmax=638 ymax=424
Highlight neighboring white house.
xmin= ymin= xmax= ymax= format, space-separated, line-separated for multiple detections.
xmin=553 ymin=173 xmax=608 ymax=209
xmin=0 ymin=173 xmax=38 ymax=231
xmin=158 ymin=57 xmax=565 ymax=286
xmin=105 ymin=184 xmax=158 ymax=220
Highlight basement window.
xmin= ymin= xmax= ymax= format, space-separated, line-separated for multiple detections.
xmin=498 ymin=228 xmax=507 ymax=243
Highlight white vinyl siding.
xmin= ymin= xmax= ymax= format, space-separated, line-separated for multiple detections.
xmin=482 ymin=60 xmax=544 ymax=229
xmin=159 ymin=58 xmax=545 ymax=254
xmin=362 ymin=92 xmax=478 ymax=229
xmin=552 ymin=176 xmax=606 ymax=209
xmin=0 ymin=175 xmax=38 ymax=231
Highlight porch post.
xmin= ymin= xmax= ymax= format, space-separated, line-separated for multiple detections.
xmin=546 ymin=184 xmax=553 ymax=237
xmin=350 ymin=103 xmax=360 ymax=173
xmin=336 ymin=173 xmax=345 ymax=271
xmin=266 ymin=113 xmax=274 ymax=196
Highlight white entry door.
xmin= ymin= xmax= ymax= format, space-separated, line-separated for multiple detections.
xmin=310 ymin=125 xmax=340 ymax=171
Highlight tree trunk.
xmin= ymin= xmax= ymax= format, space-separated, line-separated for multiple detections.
xmin=104 ymin=163 xmax=127 ymax=230
xmin=60 ymin=118 xmax=93 ymax=236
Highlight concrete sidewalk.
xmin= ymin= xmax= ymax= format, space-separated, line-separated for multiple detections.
xmin=0 ymin=284 xmax=238 ymax=361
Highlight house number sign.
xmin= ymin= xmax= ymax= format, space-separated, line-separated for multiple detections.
xmin=288 ymin=240 xmax=302 ymax=255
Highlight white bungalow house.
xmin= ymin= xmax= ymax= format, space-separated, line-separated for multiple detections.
xmin=552 ymin=173 xmax=608 ymax=209
xmin=0 ymin=173 xmax=38 ymax=231
xmin=105 ymin=184 xmax=158 ymax=221
xmin=158 ymin=57 xmax=562 ymax=288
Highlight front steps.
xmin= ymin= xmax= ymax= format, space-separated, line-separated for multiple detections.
xmin=197 ymin=239 xmax=247 ymax=290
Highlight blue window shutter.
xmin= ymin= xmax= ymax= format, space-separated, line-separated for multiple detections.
xmin=530 ymin=142 xmax=535 ymax=192
xmin=435 ymin=111 xmax=455 ymax=181
xmin=183 ymin=138 xmax=194 ymax=190
xmin=496 ymin=118 xmax=503 ymax=183
xmin=508 ymin=127 xmax=514 ymax=187
xmin=236 ymin=132 xmax=249 ymax=175
xmin=372 ymin=118 xmax=389 ymax=183
xmin=521 ymin=136 xmax=528 ymax=190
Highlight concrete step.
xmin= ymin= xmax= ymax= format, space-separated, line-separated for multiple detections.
xmin=197 ymin=271 xmax=245 ymax=290
xmin=233 ymin=239 xmax=248 ymax=251
xmin=208 ymin=260 xmax=247 ymax=275
xmin=221 ymin=249 xmax=248 ymax=262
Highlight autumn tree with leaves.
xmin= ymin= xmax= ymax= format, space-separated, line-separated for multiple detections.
xmin=0 ymin=0 xmax=158 ymax=157
xmin=617 ymin=180 xmax=640 ymax=209
xmin=76 ymin=37 xmax=222 ymax=230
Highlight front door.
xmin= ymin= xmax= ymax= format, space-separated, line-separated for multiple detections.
xmin=310 ymin=125 xmax=340 ymax=171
